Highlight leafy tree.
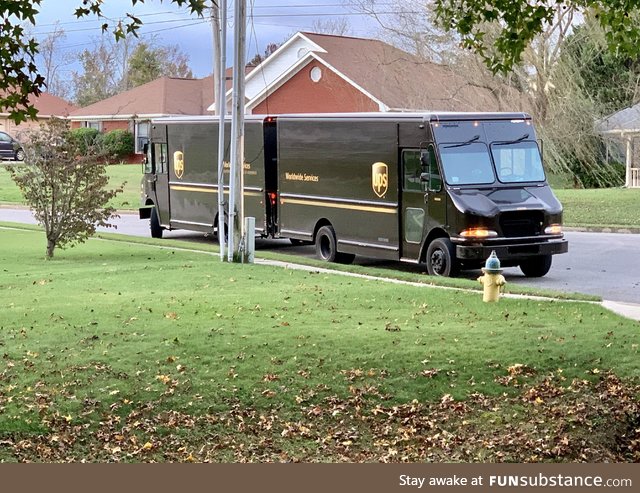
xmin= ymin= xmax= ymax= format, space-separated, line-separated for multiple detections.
xmin=0 ymin=0 xmax=207 ymax=122
xmin=562 ymin=19 xmax=640 ymax=116
xmin=7 ymin=119 xmax=124 ymax=258
xmin=433 ymin=0 xmax=640 ymax=73
xmin=72 ymin=35 xmax=193 ymax=106
xmin=126 ymin=41 xmax=193 ymax=88
xmin=73 ymin=39 xmax=124 ymax=107
xmin=0 ymin=1 xmax=46 ymax=122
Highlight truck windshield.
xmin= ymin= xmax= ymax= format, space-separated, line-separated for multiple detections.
xmin=491 ymin=141 xmax=545 ymax=183
xmin=438 ymin=142 xmax=495 ymax=185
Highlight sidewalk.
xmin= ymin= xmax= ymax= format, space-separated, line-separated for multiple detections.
xmin=601 ymin=300 xmax=640 ymax=322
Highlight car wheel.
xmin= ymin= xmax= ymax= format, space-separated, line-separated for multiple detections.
xmin=519 ymin=255 xmax=552 ymax=277
xmin=14 ymin=149 xmax=25 ymax=161
xmin=426 ymin=238 xmax=459 ymax=277
xmin=150 ymin=207 xmax=163 ymax=239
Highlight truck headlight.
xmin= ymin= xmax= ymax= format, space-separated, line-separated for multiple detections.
xmin=544 ymin=224 xmax=563 ymax=235
xmin=460 ymin=228 xmax=498 ymax=238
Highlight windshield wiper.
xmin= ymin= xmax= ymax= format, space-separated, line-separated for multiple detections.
xmin=493 ymin=133 xmax=530 ymax=146
xmin=443 ymin=134 xmax=480 ymax=149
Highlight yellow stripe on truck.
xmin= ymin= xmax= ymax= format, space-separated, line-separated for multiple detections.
xmin=281 ymin=197 xmax=396 ymax=214
xmin=170 ymin=185 xmax=262 ymax=197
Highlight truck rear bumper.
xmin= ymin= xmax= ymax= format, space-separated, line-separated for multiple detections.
xmin=455 ymin=239 xmax=568 ymax=261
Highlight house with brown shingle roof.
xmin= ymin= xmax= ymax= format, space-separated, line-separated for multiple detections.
xmin=0 ymin=92 xmax=76 ymax=138
xmin=217 ymin=32 xmax=516 ymax=115
xmin=69 ymin=76 xmax=215 ymax=153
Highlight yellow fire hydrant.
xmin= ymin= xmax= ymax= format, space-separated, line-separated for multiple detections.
xmin=477 ymin=250 xmax=506 ymax=302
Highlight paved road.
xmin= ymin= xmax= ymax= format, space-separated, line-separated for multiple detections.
xmin=2 ymin=207 xmax=639 ymax=303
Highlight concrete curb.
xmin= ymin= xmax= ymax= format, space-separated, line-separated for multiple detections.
xmin=565 ymin=226 xmax=640 ymax=234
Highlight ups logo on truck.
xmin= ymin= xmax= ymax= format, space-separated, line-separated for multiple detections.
xmin=372 ymin=162 xmax=388 ymax=198
xmin=174 ymin=151 xmax=184 ymax=179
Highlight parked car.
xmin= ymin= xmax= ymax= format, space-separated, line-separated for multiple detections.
xmin=0 ymin=131 xmax=24 ymax=161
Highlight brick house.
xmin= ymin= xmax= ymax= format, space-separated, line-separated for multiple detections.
xmin=68 ymin=76 xmax=216 ymax=155
xmin=214 ymin=32 xmax=513 ymax=114
xmin=0 ymin=92 xmax=76 ymax=138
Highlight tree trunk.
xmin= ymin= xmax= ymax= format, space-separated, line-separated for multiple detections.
xmin=46 ymin=238 xmax=56 ymax=259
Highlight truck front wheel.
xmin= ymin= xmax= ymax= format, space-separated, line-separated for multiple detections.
xmin=426 ymin=238 xmax=459 ymax=277
xmin=315 ymin=225 xmax=355 ymax=264
xmin=150 ymin=208 xmax=163 ymax=239
xmin=519 ymin=255 xmax=552 ymax=277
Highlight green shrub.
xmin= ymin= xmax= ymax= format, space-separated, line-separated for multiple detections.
xmin=100 ymin=129 xmax=134 ymax=162
xmin=69 ymin=127 xmax=100 ymax=154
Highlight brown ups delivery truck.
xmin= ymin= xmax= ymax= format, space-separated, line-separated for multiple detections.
xmin=141 ymin=112 xmax=568 ymax=277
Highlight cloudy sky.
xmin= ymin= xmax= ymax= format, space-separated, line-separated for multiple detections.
xmin=32 ymin=1 xmax=387 ymax=78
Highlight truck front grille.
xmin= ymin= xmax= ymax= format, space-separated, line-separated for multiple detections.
xmin=499 ymin=211 xmax=543 ymax=238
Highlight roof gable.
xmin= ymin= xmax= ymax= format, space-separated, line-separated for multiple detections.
xmin=245 ymin=31 xmax=508 ymax=113
xmin=597 ymin=105 xmax=640 ymax=134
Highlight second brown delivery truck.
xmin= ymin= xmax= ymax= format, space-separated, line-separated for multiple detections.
xmin=141 ymin=112 xmax=568 ymax=277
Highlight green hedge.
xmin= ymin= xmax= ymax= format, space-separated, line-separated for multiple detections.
xmin=100 ymin=129 xmax=134 ymax=161
xmin=68 ymin=127 xmax=100 ymax=154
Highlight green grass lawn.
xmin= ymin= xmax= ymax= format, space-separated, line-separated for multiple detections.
xmin=554 ymin=188 xmax=640 ymax=228
xmin=0 ymin=164 xmax=142 ymax=211
xmin=0 ymin=226 xmax=638 ymax=462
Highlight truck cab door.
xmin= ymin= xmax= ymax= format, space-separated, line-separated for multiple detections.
xmin=400 ymin=149 xmax=427 ymax=261
xmin=401 ymin=146 xmax=446 ymax=262
xmin=152 ymin=142 xmax=170 ymax=225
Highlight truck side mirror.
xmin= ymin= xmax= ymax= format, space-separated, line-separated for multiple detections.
xmin=420 ymin=153 xmax=429 ymax=168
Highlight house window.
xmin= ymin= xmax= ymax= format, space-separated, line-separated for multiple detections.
xmin=83 ymin=121 xmax=101 ymax=130
xmin=310 ymin=67 xmax=322 ymax=83
xmin=135 ymin=121 xmax=150 ymax=154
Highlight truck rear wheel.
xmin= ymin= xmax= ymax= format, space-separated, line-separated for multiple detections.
xmin=519 ymin=255 xmax=552 ymax=277
xmin=426 ymin=238 xmax=459 ymax=277
xmin=150 ymin=208 xmax=163 ymax=239
xmin=315 ymin=225 xmax=355 ymax=264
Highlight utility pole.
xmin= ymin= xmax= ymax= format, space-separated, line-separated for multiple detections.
xmin=228 ymin=0 xmax=246 ymax=262
xmin=211 ymin=1 xmax=227 ymax=261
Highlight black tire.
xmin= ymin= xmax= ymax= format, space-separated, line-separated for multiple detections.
xmin=14 ymin=149 xmax=24 ymax=161
xmin=519 ymin=255 xmax=552 ymax=277
xmin=150 ymin=207 xmax=163 ymax=239
xmin=315 ymin=225 xmax=339 ymax=262
xmin=214 ymin=218 xmax=228 ymax=245
xmin=426 ymin=238 xmax=459 ymax=277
